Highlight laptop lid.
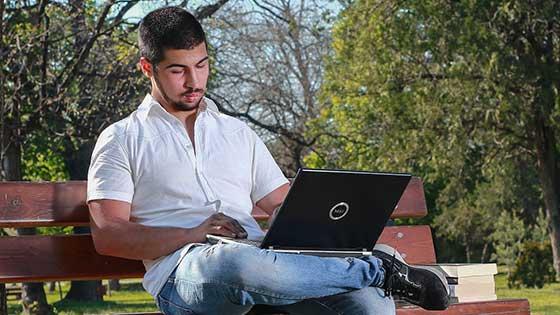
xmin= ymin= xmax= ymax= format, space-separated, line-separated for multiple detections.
xmin=260 ymin=168 xmax=411 ymax=251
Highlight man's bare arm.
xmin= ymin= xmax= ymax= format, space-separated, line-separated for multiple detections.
xmin=89 ymin=199 xmax=246 ymax=260
xmin=255 ymin=183 xmax=290 ymax=215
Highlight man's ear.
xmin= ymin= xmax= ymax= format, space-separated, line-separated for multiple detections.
xmin=139 ymin=57 xmax=154 ymax=78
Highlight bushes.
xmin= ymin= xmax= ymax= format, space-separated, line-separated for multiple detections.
xmin=508 ymin=240 xmax=556 ymax=289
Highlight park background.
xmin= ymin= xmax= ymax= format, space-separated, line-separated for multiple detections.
xmin=0 ymin=0 xmax=559 ymax=314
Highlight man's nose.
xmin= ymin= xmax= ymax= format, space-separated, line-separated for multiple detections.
xmin=184 ymin=68 xmax=198 ymax=87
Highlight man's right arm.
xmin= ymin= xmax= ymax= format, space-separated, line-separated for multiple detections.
xmin=89 ymin=199 xmax=247 ymax=260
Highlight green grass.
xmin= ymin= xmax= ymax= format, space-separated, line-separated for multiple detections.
xmin=7 ymin=279 xmax=157 ymax=314
xmin=495 ymin=268 xmax=560 ymax=315
xmin=6 ymin=271 xmax=560 ymax=314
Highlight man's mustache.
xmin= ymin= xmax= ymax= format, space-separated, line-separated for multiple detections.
xmin=181 ymin=88 xmax=204 ymax=95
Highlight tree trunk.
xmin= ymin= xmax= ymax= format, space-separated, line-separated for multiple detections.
xmin=64 ymin=280 xmax=103 ymax=302
xmin=64 ymin=227 xmax=104 ymax=302
xmin=0 ymin=8 xmax=8 ymax=308
xmin=533 ymin=83 xmax=560 ymax=281
xmin=109 ymin=279 xmax=121 ymax=291
xmin=464 ymin=236 xmax=471 ymax=263
xmin=534 ymin=128 xmax=560 ymax=280
xmin=481 ymin=242 xmax=490 ymax=263
xmin=20 ymin=282 xmax=51 ymax=315
xmin=63 ymin=141 xmax=102 ymax=301
xmin=1 ymin=120 xmax=51 ymax=314
xmin=17 ymin=229 xmax=52 ymax=315
xmin=0 ymin=284 xmax=7 ymax=315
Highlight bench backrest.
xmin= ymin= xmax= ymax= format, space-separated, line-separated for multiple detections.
xmin=0 ymin=177 xmax=436 ymax=283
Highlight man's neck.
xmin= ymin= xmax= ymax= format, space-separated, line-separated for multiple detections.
xmin=152 ymin=93 xmax=204 ymax=128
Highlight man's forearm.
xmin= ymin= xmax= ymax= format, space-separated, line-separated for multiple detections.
xmin=92 ymin=218 xmax=202 ymax=260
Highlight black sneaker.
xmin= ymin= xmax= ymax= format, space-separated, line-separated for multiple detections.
xmin=372 ymin=244 xmax=450 ymax=310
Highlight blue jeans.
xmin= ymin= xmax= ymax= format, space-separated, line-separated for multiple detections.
xmin=157 ymin=243 xmax=395 ymax=314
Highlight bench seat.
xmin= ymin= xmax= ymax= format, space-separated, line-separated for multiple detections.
xmin=397 ymin=299 xmax=530 ymax=315
xmin=0 ymin=179 xmax=530 ymax=314
xmin=110 ymin=299 xmax=531 ymax=315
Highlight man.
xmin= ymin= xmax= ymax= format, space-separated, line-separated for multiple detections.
xmin=87 ymin=6 xmax=449 ymax=315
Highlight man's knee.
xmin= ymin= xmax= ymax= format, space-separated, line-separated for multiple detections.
xmin=175 ymin=244 xmax=263 ymax=284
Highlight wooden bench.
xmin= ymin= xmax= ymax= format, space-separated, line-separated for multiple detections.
xmin=4 ymin=285 xmax=21 ymax=301
xmin=0 ymin=179 xmax=530 ymax=314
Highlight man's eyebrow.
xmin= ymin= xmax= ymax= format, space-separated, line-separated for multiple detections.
xmin=165 ymin=63 xmax=187 ymax=69
xmin=197 ymin=56 xmax=209 ymax=65
xmin=164 ymin=56 xmax=209 ymax=69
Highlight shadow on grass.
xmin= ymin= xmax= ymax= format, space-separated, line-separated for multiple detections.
xmin=118 ymin=282 xmax=146 ymax=291
xmin=7 ymin=303 xmax=21 ymax=315
xmin=52 ymin=299 xmax=157 ymax=314
xmin=53 ymin=299 xmax=117 ymax=312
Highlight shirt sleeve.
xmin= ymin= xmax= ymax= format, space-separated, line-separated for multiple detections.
xmin=87 ymin=129 xmax=134 ymax=203
xmin=250 ymin=131 xmax=289 ymax=203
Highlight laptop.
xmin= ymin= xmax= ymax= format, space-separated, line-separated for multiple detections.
xmin=207 ymin=168 xmax=411 ymax=256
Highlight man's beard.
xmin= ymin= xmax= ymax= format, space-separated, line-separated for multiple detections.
xmin=169 ymin=93 xmax=204 ymax=112
xmin=154 ymin=74 xmax=204 ymax=112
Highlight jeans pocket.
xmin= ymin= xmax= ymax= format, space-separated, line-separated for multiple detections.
xmin=158 ymin=294 xmax=198 ymax=315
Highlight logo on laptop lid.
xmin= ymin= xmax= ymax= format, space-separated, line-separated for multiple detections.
xmin=329 ymin=202 xmax=349 ymax=220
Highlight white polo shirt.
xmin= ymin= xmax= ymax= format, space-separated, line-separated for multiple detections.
xmin=87 ymin=94 xmax=288 ymax=298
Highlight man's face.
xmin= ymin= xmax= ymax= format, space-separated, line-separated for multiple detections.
xmin=148 ymin=43 xmax=209 ymax=112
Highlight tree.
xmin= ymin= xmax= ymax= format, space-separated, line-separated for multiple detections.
xmin=1 ymin=0 xmax=231 ymax=312
xmin=310 ymin=0 xmax=560 ymax=273
xmin=206 ymin=0 xmax=336 ymax=175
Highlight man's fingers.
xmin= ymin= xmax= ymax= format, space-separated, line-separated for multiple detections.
xmin=231 ymin=220 xmax=247 ymax=238
xmin=213 ymin=219 xmax=243 ymax=236
xmin=210 ymin=213 xmax=247 ymax=238
xmin=209 ymin=224 xmax=237 ymax=237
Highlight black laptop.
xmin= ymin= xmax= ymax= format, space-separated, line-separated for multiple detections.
xmin=207 ymin=168 xmax=411 ymax=256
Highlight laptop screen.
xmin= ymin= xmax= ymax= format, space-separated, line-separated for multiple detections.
xmin=261 ymin=168 xmax=411 ymax=251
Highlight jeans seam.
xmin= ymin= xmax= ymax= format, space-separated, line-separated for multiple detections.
xmin=158 ymin=292 xmax=197 ymax=314
xmin=307 ymin=299 xmax=343 ymax=315
xmin=172 ymin=277 xmax=314 ymax=301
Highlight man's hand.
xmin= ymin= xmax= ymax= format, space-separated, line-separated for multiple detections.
xmin=195 ymin=212 xmax=248 ymax=239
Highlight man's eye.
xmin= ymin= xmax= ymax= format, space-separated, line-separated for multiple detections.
xmin=171 ymin=70 xmax=183 ymax=74
xmin=196 ymin=63 xmax=207 ymax=69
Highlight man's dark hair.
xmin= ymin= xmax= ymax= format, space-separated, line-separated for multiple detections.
xmin=139 ymin=7 xmax=206 ymax=65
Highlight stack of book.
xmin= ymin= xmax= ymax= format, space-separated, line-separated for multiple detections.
xmin=416 ymin=263 xmax=498 ymax=303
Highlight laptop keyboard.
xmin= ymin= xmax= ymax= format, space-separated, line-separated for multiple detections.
xmin=233 ymin=238 xmax=262 ymax=247
xmin=207 ymin=235 xmax=263 ymax=247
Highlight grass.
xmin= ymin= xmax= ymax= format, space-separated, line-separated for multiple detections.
xmin=7 ymin=279 xmax=157 ymax=314
xmin=6 ymin=271 xmax=560 ymax=314
xmin=494 ymin=268 xmax=560 ymax=315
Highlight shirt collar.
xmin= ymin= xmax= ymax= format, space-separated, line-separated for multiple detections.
xmin=137 ymin=94 xmax=219 ymax=121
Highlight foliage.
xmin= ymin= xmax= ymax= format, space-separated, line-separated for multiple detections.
xmin=1 ymin=0 xmax=234 ymax=311
xmin=491 ymin=211 xmax=526 ymax=271
xmin=309 ymin=0 xmax=560 ymax=266
xmin=22 ymin=132 xmax=69 ymax=182
xmin=508 ymin=240 xmax=556 ymax=289
xmin=434 ymin=180 xmax=502 ymax=262
xmin=206 ymin=0 xmax=337 ymax=175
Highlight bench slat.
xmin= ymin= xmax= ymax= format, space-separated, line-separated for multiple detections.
xmin=103 ymin=299 xmax=533 ymax=315
xmin=0 ymin=234 xmax=145 ymax=283
xmin=378 ymin=225 xmax=436 ymax=264
xmin=110 ymin=299 xmax=531 ymax=315
xmin=0 ymin=182 xmax=88 ymax=227
xmin=0 ymin=225 xmax=434 ymax=283
xmin=396 ymin=299 xmax=530 ymax=315
xmin=0 ymin=177 xmax=427 ymax=227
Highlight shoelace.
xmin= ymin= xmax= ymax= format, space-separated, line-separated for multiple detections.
xmin=383 ymin=252 xmax=421 ymax=299
xmin=383 ymin=252 xmax=398 ymax=297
